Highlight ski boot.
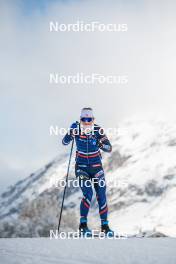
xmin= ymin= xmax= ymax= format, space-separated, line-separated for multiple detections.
xmin=101 ymin=221 xmax=114 ymax=237
xmin=79 ymin=222 xmax=92 ymax=237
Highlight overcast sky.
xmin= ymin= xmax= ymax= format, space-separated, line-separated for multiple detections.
xmin=1 ymin=0 xmax=176 ymax=194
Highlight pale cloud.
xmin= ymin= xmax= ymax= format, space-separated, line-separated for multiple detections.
xmin=0 ymin=0 xmax=176 ymax=193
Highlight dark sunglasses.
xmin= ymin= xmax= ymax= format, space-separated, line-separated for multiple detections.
xmin=81 ymin=117 xmax=93 ymax=122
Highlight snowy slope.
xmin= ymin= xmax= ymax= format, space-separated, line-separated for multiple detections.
xmin=107 ymin=120 xmax=176 ymax=236
xmin=1 ymin=238 xmax=176 ymax=264
xmin=1 ymin=119 xmax=176 ymax=237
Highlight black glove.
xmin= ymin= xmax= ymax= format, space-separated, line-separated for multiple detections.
xmin=69 ymin=123 xmax=79 ymax=136
xmin=97 ymin=140 xmax=103 ymax=149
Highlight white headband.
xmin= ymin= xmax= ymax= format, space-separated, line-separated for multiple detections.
xmin=80 ymin=108 xmax=94 ymax=118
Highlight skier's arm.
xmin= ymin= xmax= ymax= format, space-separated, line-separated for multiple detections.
xmin=62 ymin=122 xmax=78 ymax=146
xmin=97 ymin=128 xmax=112 ymax=153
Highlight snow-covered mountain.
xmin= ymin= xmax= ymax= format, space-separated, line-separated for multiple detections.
xmin=1 ymin=119 xmax=176 ymax=237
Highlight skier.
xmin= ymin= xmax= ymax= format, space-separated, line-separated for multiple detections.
xmin=62 ymin=107 xmax=114 ymax=237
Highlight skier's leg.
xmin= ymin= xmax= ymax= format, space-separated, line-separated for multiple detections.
xmin=78 ymin=172 xmax=93 ymax=235
xmin=93 ymin=168 xmax=108 ymax=222
xmin=75 ymin=165 xmax=93 ymax=226
xmin=93 ymin=168 xmax=114 ymax=236
xmin=79 ymin=174 xmax=93 ymax=222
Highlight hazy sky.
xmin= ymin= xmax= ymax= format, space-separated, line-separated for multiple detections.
xmin=1 ymin=0 xmax=176 ymax=193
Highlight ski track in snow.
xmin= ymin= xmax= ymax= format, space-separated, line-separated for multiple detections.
xmin=0 ymin=238 xmax=176 ymax=264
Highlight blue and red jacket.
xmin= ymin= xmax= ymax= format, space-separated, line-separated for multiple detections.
xmin=62 ymin=122 xmax=112 ymax=166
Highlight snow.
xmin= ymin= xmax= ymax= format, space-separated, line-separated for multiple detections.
xmin=1 ymin=238 xmax=176 ymax=264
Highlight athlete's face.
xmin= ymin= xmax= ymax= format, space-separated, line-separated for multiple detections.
xmin=80 ymin=117 xmax=94 ymax=126
xmin=80 ymin=117 xmax=94 ymax=134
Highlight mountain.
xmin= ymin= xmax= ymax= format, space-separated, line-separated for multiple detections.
xmin=1 ymin=119 xmax=176 ymax=237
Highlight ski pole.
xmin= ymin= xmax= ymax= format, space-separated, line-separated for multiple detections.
xmin=58 ymin=138 xmax=74 ymax=233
